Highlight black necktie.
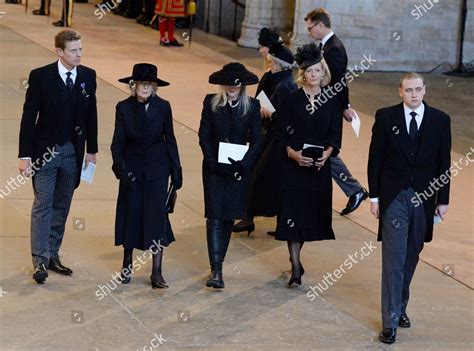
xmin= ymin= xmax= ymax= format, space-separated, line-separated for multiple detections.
xmin=409 ymin=111 xmax=418 ymax=141
xmin=66 ymin=71 xmax=74 ymax=92
xmin=318 ymin=42 xmax=323 ymax=50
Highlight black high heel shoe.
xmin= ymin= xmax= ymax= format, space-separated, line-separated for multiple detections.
xmin=120 ymin=273 xmax=131 ymax=284
xmin=206 ymin=272 xmax=225 ymax=289
xmin=150 ymin=275 xmax=169 ymax=289
xmin=288 ymin=263 xmax=304 ymax=287
xmin=232 ymin=222 xmax=255 ymax=236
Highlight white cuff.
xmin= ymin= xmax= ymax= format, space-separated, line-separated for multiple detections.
xmin=20 ymin=157 xmax=32 ymax=161
xmin=369 ymin=198 xmax=379 ymax=203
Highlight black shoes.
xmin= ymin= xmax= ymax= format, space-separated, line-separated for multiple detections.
xmin=206 ymin=272 xmax=224 ymax=289
xmin=48 ymin=256 xmax=73 ymax=275
xmin=340 ymin=188 xmax=369 ymax=215
xmin=150 ymin=274 xmax=169 ymax=289
xmin=398 ymin=313 xmax=411 ymax=328
xmin=169 ymin=39 xmax=184 ymax=47
xmin=120 ymin=273 xmax=131 ymax=284
xmin=32 ymin=9 xmax=47 ymax=16
xmin=52 ymin=20 xmax=64 ymax=27
xmin=379 ymin=328 xmax=397 ymax=344
xmin=232 ymin=220 xmax=255 ymax=236
xmin=33 ymin=264 xmax=48 ymax=284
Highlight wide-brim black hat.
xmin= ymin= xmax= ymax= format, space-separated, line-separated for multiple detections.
xmin=258 ymin=27 xmax=282 ymax=48
xmin=118 ymin=63 xmax=170 ymax=86
xmin=208 ymin=62 xmax=259 ymax=86
xmin=269 ymin=44 xmax=295 ymax=65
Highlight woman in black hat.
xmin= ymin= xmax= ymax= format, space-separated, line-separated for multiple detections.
xmin=233 ymin=27 xmax=287 ymax=235
xmin=198 ymin=62 xmax=262 ymax=288
xmin=234 ymin=43 xmax=297 ymax=236
xmin=111 ymin=63 xmax=182 ymax=288
xmin=276 ymin=43 xmax=341 ymax=286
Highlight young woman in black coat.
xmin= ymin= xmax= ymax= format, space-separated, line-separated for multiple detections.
xmin=198 ymin=62 xmax=262 ymax=288
xmin=276 ymin=43 xmax=341 ymax=287
xmin=111 ymin=63 xmax=182 ymax=288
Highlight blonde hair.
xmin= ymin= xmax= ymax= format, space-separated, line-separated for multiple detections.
xmin=129 ymin=81 xmax=158 ymax=97
xmin=296 ymin=59 xmax=331 ymax=87
xmin=211 ymin=86 xmax=251 ymax=116
xmin=399 ymin=72 xmax=424 ymax=88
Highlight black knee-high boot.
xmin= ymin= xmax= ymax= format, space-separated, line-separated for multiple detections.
xmin=206 ymin=219 xmax=233 ymax=288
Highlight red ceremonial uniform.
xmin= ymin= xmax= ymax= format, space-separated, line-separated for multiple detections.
xmin=155 ymin=0 xmax=186 ymax=17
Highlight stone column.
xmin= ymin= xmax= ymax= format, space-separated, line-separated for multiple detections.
xmin=238 ymin=0 xmax=295 ymax=48
xmin=290 ymin=0 xmax=323 ymax=48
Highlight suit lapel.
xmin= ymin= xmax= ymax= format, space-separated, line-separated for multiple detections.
xmin=391 ymin=103 xmax=413 ymax=163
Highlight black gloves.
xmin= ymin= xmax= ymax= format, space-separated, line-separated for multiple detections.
xmin=228 ymin=158 xmax=245 ymax=176
xmin=171 ymin=166 xmax=183 ymax=190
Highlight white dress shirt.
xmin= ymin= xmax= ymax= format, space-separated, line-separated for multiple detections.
xmin=58 ymin=59 xmax=77 ymax=85
xmin=370 ymin=103 xmax=425 ymax=203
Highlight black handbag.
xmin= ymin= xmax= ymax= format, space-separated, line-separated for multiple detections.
xmin=302 ymin=145 xmax=324 ymax=166
xmin=166 ymin=184 xmax=177 ymax=213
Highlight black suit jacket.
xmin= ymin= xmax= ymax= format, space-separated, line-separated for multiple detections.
xmin=18 ymin=62 xmax=98 ymax=188
xmin=323 ymin=34 xmax=349 ymax=147
xmin=367 ymin=102 xmax=451 ymax=242
xmin=110 ymin=95 xmax=182 ymax=187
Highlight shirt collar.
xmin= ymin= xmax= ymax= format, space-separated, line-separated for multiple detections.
xmin=321 ymin=31 xmax=335 ymax=46
xmin=57 ymin=60 xmax=77 ymax=77
xmin=403 ymin=102 xmax=425 ymax=118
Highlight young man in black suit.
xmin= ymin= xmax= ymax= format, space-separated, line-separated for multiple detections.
xmin=18 ymin=30 xmax=98 ymax=284
xmin=305 ymin=8 xmax=368 ymax=215
xmin=368 ymin=73 xmax=451 ymax=344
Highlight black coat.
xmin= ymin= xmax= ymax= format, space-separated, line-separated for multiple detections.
xmin=367 ymin=102 xmax=451 ymax=242
xmin=18 ymin=62 xmax=98 ymax=188
xmin=110 ymin=95 xmax=182 ymax=186
xmin=199 ymin=94 xmax=262 ymax=220
xmin=110 ymin=95 xmax=182 ymax=249
xmin=247 ymin=70 xmax=297 ymax=217
xmin=323 ymin=34 xmax=349 ymax=146
xmin=275 ymin=88 xmax=341 ymax=241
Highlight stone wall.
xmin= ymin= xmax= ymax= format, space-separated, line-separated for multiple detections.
xmin=238 ymin=0 xmax=473 ymax=72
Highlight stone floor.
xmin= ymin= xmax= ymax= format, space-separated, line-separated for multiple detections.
xmin=0 ymin=1 xmax=473 ymax=350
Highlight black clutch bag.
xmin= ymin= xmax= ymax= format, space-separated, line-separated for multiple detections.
xmin=166 ymin=184 xmax=177 ymax=214
xmin=302 ymin=145 xmax=324 ymax=166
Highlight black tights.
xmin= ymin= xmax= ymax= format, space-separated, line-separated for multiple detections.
xmin=287 ymin=241 xmax=305 ymax=277
xmin=122 ymin=247 xmax=166 ymax=283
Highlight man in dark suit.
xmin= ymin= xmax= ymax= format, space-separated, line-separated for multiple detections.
xmin=18 ymin=30 xmax=98 ymax=284
xmin=32 ymin=0 xmax=50 ymax=16
xmin=368 ymin=73 xmax=451 ymax=344
xmin=305 ymin=8 xmax=368 ymax=215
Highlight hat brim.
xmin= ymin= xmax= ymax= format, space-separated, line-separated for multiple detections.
xmin=118 ymin=76 xmax=170 ymax=87
xmin=208 ymin=71 xmax=259 ymax=86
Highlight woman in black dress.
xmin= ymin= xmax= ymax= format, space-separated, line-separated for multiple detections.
xmin=234 ymin=43 xmax=297 ymax=236
xmin=276 ymin=43 xmax=341 ymax=286
xmin=111 ymin=63 xmax=182 ymax=288
xmin=199 ymin=62 xmax=262 ymax=288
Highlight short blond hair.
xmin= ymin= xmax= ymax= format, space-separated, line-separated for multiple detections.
xmin=399 ymin=72 xmax=424 ymax=88
xmin=296 ymin=59 xmax=332 ymax=87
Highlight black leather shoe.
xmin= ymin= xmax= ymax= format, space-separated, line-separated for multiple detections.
xmin=266 ymin=230 xmax=276 ymax=236
xmin=169 ymin=39 xmax=184 ymax=47
xmin=233 ymin=221 xmax=255 ymax=236
xmin=340 ymin=187 xmax=369 ymax=215
xmin=120 ymin=273 xmax=131 ymax=284
xmin=379 ymin=328 xmax=397 ymax=344
xmin=52 ymin=20 xmax=64 ymax=27
xmin=48 ymin=256 xmax=73 ymax=275
xmin=206 ymin=272 xmax=224 ymax=289
xmin=33 ymin=264 xmax=48 ymax=283
xmin=33 ymin=9 xmax=46 ymax=15
xmin=150 ymin=274 xmax=168 ymax=289
xmin=398 ymin=313 xmax=411 ymax=328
